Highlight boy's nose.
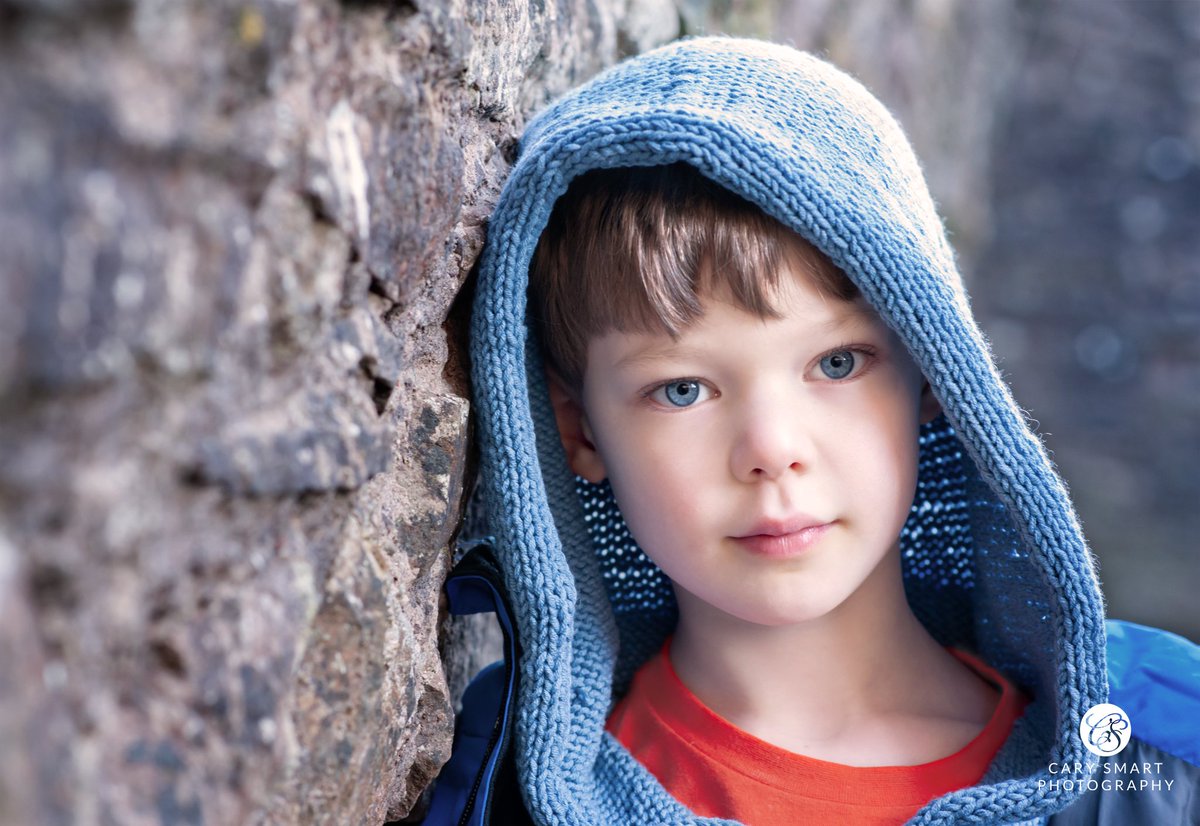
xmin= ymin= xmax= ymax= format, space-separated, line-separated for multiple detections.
xmin=730 ymin=406 xmax=815 ymax=482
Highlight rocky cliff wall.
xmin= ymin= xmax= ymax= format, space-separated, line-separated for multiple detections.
xmin=0 ymin=1 xmax=679 ymax=823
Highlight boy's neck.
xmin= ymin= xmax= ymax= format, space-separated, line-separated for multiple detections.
xmin=668 ymin=551 xmax=997 ymax=765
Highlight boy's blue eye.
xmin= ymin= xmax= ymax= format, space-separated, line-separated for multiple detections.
xmin=820 ymin=350 xmax=857 ymax=379
xmin=660 ymin=380 xmax=702 ymax=407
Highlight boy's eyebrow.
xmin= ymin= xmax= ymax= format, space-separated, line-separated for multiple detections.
xmin=836 ymin=309 xmax=889 ymax=338
xmin=615 ymin=345 xmax=710 ymax=370
xmin=819 ymin=304 xmax=878 ymax=329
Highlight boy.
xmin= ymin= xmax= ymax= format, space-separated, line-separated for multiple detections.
xmin=441 ymin=36 xmax=1200 ymax=825
xmin=537 ymin=161 xmax=1023 ymax=822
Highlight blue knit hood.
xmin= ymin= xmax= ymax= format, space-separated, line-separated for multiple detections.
xmin=468 ymin=36 xmax=1108 ymax=825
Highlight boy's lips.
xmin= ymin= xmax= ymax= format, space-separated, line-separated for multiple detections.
xmin=734 ymin=514 xmax=829 ymax=538
xmin=731 ymin=516 xmax=834 ymax=558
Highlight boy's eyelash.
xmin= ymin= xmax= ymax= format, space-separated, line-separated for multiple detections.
xmin=827 ymin=342 xmax=878 ymax=361
xmin=821 ymin=342 xmax=880 ymax=376
xmin=640 ymin=377 xmax=708 ymax=399
xmin=639 ymin=343 xmax=879 ymax=402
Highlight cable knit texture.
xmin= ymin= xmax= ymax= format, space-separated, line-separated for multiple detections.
xmin=469 ymin=36 xmax=1108 ymax=825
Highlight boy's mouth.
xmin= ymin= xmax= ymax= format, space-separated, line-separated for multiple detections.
xmin=735 ymin=514 xmax=829 ymax=538
xmin=731 ymin=515 xmax=834 ymax=558
xmin=731 ymin=521 xmax=833 ymax=558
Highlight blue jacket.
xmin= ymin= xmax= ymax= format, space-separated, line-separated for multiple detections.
xmin=428 ymin=36 xmax=1200 ymax=825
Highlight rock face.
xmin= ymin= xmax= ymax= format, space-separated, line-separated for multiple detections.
xmin=0 ymin=1 xmax=680 ymax=823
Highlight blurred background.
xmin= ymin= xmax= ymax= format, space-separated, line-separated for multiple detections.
xmin=2 ymin=1 xmax=1196 ymax=823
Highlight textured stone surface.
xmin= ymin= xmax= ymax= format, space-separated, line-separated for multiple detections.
xmin=0 ymin=1 xmax=678 ymax=823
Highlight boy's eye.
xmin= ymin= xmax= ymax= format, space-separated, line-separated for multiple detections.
xmin=649 ymin=380 xmax=710 ymax=408
xmin=819 ymin=349 xmax=865 ymax=380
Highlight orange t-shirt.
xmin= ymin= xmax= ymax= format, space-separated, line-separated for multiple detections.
xmin=605 ymin=641 xmax=1029 ymax=825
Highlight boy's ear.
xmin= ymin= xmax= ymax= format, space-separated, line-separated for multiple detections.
xmin=918 ymin=378 xmax=942 ymax=425
xmin=545 ymin=366 xmax=608 ymax=483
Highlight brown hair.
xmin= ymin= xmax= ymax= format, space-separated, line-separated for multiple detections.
xmin=529 ymin=162 xmax=860 ymax=394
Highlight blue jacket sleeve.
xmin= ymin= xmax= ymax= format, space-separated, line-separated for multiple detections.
xmin=1105 ymin=619 xmax=1200 ymax=766
xmin=1048 ymin=619 xmax=1200 ymax=825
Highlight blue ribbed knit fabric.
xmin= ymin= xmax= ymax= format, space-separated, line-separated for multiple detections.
xmin=469 ymin=36 xmax=1108 ymax=825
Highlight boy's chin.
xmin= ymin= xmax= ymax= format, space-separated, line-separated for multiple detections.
xmin=680 ymin=592 xmax=861 ymax=631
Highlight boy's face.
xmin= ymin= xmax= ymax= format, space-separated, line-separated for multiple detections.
xmin=548 ymin=258 xmax=942 ymax=630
